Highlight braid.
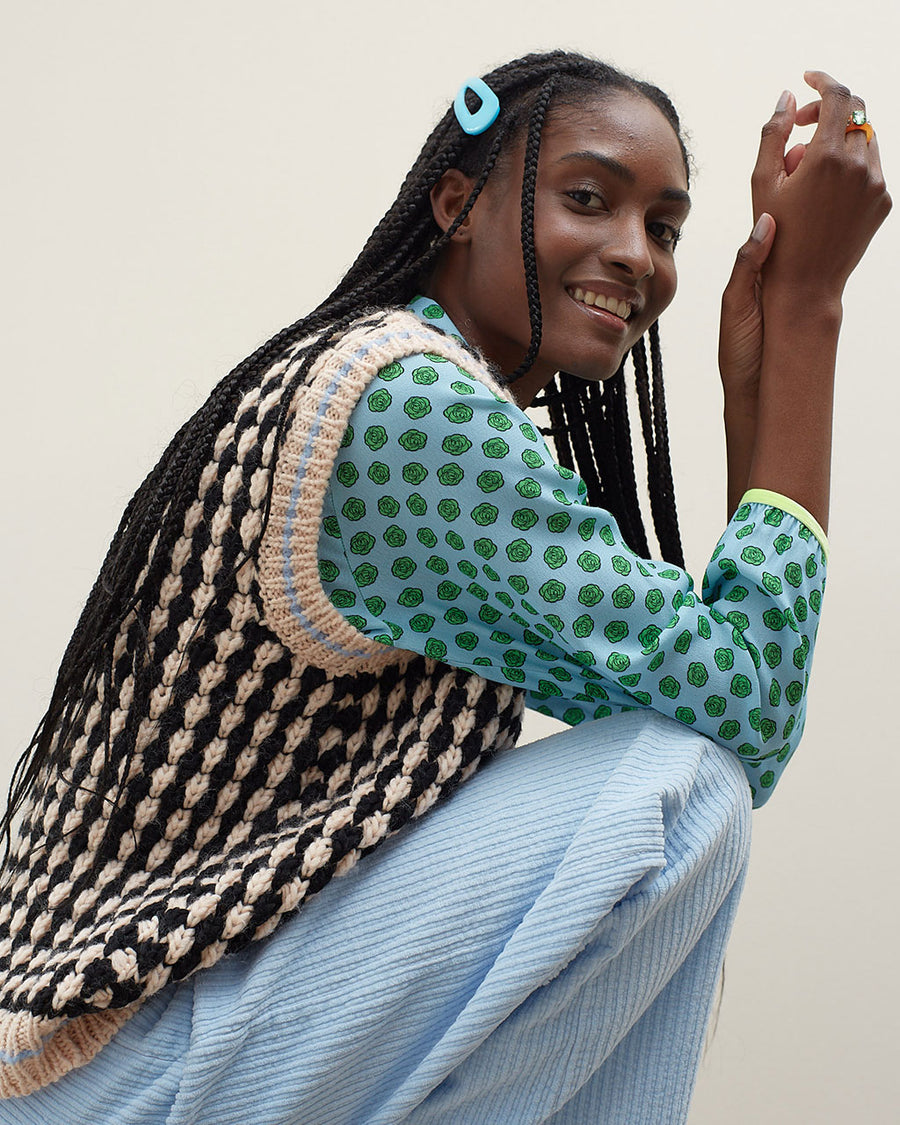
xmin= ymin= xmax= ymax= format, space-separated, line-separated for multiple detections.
xmin=538 ymin=377 xmax=576 ymax=472
xmin=647 ymin=322 xmax=684 ymax=566
xmin=538 ymin=326 xmax=688 ymax=563
xmin=3 ymin=48 xmax=692 ymax=851
xmin=512 ymin=77 xmax=556 ymax=380
xmin=537 ymin=368 xmax=650 ymax=558
xmin=627 ymin=328 xmax=683 ymax=564
xmin=605 ymin=372 xmax=654 ymax=558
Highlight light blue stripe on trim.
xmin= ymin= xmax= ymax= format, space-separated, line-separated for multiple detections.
xmin=282 ymin=329 xmax=420 ymax=658
xmin=740 ymin=488 xmax=830 ymax=562
xmin=0 ymin=1043 xmax=44 ymax=1064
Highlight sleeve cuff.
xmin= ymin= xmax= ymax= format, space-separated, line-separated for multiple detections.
xmin=739 ymin=488 xmax=829 ymax=563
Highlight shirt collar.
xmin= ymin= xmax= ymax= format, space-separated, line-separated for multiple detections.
xmin=407 ymin=295 xmax=468 ymax=346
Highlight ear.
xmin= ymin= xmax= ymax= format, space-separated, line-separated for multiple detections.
xmin=430 ymin=169 xmax=477 ymax=241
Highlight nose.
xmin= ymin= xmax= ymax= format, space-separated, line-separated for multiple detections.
xmin=603 ymin=213 xmax=654 ymax=280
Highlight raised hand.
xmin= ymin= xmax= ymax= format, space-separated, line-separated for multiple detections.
xmin=723 ymin=73 xmax=890 ymax=528
xmin=751 ymin=72 xmax=890 ymax=298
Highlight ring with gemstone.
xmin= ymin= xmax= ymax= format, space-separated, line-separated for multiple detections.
xmin=845 ymin=109 xmax=874 ymax=143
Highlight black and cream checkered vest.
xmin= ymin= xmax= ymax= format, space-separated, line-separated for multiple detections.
xmin=0 ymin=310 xmax=525 ymax=1096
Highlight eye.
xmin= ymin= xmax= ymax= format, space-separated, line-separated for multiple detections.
xmin=647 ymin=220 xmax=682 ymax=249
xmin=566 ymin=185 xmax=606 ymax=210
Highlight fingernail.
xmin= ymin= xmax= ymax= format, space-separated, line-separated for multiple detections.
xmin=775 ymin=90 xmax=791 ymax=113
xmin=750 ymin=214 xmax=769 ymax=241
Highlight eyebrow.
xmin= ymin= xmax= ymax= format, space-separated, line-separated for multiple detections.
xmin=558 ymin=150 xmax=692 ymax=208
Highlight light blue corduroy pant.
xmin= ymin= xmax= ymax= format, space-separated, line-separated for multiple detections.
xmin=1 ymin=710 xmax=752 ymax=1125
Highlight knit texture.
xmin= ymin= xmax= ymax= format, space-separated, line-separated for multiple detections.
xmin=0 ymin=310 xmax=524 ymax=1097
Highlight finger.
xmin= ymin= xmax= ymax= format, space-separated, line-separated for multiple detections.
xmin=723 ymin=213 xmax=776 ymax=302
xmin=754 ymin=91 xmax=796 ymax=182
xmin=784 ymin=143 xmax=806 ymax=176
xmin=843 ymin=105 xmax=876 ymax=160
xmin=866 ymin=133 xmax=885 ymax=180
xmin=803 ymin=70 xmax=858 ymax=136
xmin=795 ymin=99 xmax=821 ymax=127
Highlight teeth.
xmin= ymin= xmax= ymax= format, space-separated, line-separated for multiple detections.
xmin=569 ymin=288 xmax=630 ymax=320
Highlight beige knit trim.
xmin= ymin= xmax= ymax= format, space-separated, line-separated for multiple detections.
xmin=0 ymin=1004 xmax=138 ymax=1098
xmin=259 ymin=310 xmax=515 ymax=676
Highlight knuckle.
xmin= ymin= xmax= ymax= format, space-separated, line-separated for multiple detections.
xmin=829 ymin=81 xmax=852 ymax=102
xmin=845 ymin=148 xmax=869 ymax=174
xmin=750 ymin=166 xmax=767 ymax=190
xmin=818 ymin=145 xmax=845 ymax=171
xmin=734 ymin=244 xmax=756 ymax=268
xmin=848 ymin=159 xmax=870 ymax=183
xmin=760 ymin=119 xmax=782 ymax=141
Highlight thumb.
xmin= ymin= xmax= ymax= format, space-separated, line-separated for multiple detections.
xmin=753 ymin=90 xmax=797 ymax=184
xmin=722 ymin=214 xmax=775 ymax=312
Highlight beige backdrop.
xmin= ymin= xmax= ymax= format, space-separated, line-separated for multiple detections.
xmin=2 ymin=1 xmax=897 ymax=1121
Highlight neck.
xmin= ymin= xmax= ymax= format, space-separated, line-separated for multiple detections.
xmin=426 ymin=268 xmax=557 ymax=408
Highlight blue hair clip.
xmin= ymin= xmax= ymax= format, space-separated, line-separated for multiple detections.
xmin=453 ymin=77 xmax=500 ymax=136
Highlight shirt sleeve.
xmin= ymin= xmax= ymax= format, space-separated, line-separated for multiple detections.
xmin=316 ymin=350 xmax=827 ymax=808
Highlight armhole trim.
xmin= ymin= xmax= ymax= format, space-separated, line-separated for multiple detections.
xmin=258 ymin=310 xmax=513 ymax=676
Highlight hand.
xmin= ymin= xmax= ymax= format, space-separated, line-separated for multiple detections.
xmin=718 ymin=213 xmax=776 ymax=516
xmin=750 ymin=72 xmax=891 ymax=301
xmin=719 ymin=212 xmax=776 ymax=403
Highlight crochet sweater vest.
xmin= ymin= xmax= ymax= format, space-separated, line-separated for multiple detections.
xmin=0 ymin=310 xmax=525 ymax=1097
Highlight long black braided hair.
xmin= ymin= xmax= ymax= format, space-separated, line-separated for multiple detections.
xmin=2 ymin=49 xmax=689 ymax=850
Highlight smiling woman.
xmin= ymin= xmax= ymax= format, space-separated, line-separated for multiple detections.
xmin=429 ymin=93 xmax=690 ymax=400
xmin=0 ymin=48 xmax=889 ymax=1125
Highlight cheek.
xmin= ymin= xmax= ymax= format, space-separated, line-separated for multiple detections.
xmin=532 ymin=207 xmax=586 ymax=274
xmin=656 ymin=258 xmax=679 ymax=312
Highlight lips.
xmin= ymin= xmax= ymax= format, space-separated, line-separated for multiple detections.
xmin=566 ymin=286 xmax=634 ymax=321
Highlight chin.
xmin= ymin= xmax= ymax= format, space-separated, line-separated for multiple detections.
xmin=552 ymin=349 xmax=632 ymax=384
xmin=543 ymin=331 xmax=639 ymax=384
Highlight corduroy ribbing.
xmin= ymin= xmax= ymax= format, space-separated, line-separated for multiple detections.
xmin=0 ymin=712 xmax=750 ymax=1124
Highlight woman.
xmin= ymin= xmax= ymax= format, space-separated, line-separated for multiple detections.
xmin=0 ymin=50 xmax=888 ymax=1123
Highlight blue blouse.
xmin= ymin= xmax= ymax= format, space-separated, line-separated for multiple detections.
xmin=316 ymin=297 xmax=828 ymax=807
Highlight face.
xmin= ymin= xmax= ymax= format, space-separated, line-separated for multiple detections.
xmin=429 ymin=91 xmax=691 ymax=405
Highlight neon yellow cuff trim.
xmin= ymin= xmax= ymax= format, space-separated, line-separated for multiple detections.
xmin=740 ymin=489 xmax=829 ymax=563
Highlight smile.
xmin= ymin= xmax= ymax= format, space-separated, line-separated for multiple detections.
xmin=566 ymin=287 xmax=633 ymax=324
